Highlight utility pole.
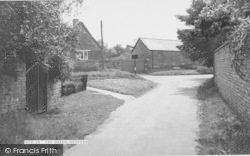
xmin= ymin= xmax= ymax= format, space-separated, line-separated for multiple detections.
xmin=101 ymin=20 xmax=104 ymax=70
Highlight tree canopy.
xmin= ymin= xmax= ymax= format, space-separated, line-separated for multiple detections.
xmin=177 ymin=0 xmax=250 ymax=79
xmin=0 ymin=0 xmax=83 ymax=80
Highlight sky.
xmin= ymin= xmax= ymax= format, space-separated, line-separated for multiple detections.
xmin=73 ymin=0 xmax=192 ymax=47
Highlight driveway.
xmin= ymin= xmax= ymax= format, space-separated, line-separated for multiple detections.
xmin=65 ymin=74 xmax=213 ymax=156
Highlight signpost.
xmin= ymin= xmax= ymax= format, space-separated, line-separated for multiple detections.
xmin=132 ymin=54 xmax=138 ymax=75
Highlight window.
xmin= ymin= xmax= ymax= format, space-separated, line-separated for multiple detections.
xmin=76 ymin=50 xmax=89 ymax=60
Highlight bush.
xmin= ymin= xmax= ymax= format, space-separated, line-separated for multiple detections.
xmin=196 ymin=67 xmax=214 ymax=74
xmin=48 ymin=55 xmax=73 ymax=81
xmin=179 ymin=64 xmax=196 ymax=69
xmin=73 ymin=61 xmax=100 ymax=72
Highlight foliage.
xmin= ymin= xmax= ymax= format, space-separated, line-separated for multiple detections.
xmin=209 ymin=108 xmax=250 ymax=154
xmin=0 ymin=1 xmax=83 ymax=80
xmin=177 ymin=0 xmax=232 ymax=67
xmin=228 ymin=18 xmax=250 ymax=80
xmin=48 ymin=55 xmax=73 ymax=81
xmin=177 ymin=0 xmax=250 ymax=80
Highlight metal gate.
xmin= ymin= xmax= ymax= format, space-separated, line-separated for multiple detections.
xmin=26 ymin=62 xmax=48 ymax=113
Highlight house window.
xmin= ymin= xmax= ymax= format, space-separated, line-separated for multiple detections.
xmin=77 ymin=50 xmax=90 ymax=60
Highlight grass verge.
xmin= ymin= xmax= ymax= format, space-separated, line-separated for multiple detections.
xmin=197 ymin=78 xmax=250 ymax=154
xmin=88 ymin=78 xmax=157 ymax=97
xmin=72 ymin=69 xmax=143 ymax=80
xmin=0 ymin=91 xmax=124 ymax=147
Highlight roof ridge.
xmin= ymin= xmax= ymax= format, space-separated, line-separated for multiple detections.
xmin=140 ymin=38 xmax=180 ymax=41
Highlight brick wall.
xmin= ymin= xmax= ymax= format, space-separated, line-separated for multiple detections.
xmin=132 ymin=39 xmax=191 ymax=69
xmin=152 ymin=50 xmax=191 ymax=69
xmin=0 ymin=59 xmax=26 ymax=114
xmin=214 ymin=43 xmax=250 ymax=120
xmin=132 ymin=39 xmax=153 ymax=68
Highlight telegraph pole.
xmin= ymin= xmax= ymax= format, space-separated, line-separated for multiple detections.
xmin=101 ymin=20 xmax=104 ymax=70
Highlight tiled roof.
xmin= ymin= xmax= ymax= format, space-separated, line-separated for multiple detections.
xmin=140 ymin=38 xmax=182 ymax=51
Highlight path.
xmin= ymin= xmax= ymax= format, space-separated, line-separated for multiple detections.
xmin=65 ymin=74 xmax=213 ymax=156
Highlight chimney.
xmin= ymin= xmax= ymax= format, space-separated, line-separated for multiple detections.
xmin=73 ymin=19 xmax=79 ymax=27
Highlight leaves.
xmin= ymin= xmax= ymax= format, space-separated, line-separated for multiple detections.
xmin=0 ymin=0 xmax=83 ymax=80
xmin=177 ymin=0 xmax=250 ymax=79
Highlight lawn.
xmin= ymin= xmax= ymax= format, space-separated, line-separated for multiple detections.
xmin=0 ymin=91 xmax=124 ymax=146
xmin=148 ymin=66 xmax=213 ymax=76
xmin=88 ymin=78 xmax=157 ymax=97
xmin=149 ymin=69 xmax=200 ymax=75
xmin=72 ymin=69 xmax=143 ymax=80
xmin=72 ymin=69 xmax=157 ymax=97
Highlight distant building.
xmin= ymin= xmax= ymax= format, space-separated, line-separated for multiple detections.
xmin=131 ymin=38 xmax=191 ymax=69
xmin=71 ymin=19 xmax=102 ymax=72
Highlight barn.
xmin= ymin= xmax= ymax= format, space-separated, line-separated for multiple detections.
xmin=131 ymin=38 xmax=191 ymax=69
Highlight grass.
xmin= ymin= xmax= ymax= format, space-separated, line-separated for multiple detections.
xmin=148 ymin=65 xmax=213 ymax=76
xmin=88 ymin=78 xmax=157 ymax=97
xmin=72 ymin=69 xmax=143 ymax=80
xmin=0 ymin=91 xmax=124 ymax=146
xmin=197 ymin=78 xmax=250 ymax=154
xmin=72 ymin=69 xmax=157 ymax=97
xmin=149 ymin=69 xmax=200 ymax=75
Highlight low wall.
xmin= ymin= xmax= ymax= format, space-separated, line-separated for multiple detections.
xmin=214 ymin=43 xmax=250 ymax=120
xmin=47 ymin=80 xmax=62 ymax=110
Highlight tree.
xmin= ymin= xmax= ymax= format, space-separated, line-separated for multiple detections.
xmin=0 ymin=0 xmax=83 ymax=80
xmin=177 ymin=0 xmax=234 ymax=67
xmin=113 ymin=44 xmax=126 ymax=55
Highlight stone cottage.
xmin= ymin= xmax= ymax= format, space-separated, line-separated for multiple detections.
xmin=71 ymin=19 xmax=102 ymax=72
xmin=131 ymin=38 xmax=191 ymax=69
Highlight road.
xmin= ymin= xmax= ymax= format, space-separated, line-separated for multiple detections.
xmin=65 ymin=74 xmax=213 ymax=156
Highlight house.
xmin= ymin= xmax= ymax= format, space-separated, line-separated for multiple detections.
xmin=71 ymin=19 xmax=102 ymax=72
xmin=131 ymin=38 xmax=191 ymax=69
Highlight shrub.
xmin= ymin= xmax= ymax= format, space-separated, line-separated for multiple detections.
xmin=179 ymin=64 xmax=196 ymax=69
xmin=73 ymin=61 xmax=100 ymax=72
xmin=48 ymin=55 xmax=73 ymax=81
xmin=196 ymin=67 xmax=214 ymax=74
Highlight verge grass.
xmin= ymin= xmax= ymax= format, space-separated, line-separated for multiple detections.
xmin=88 ymin=78 xmax=157 ymax=97
xmin=0 ymin=91 xmax=124 ymax=145
xmin=197 ymin=78 xmax=250 ymax=154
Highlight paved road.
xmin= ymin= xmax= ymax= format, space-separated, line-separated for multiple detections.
xmin=65 ymin=75 xmax=213 ymax=156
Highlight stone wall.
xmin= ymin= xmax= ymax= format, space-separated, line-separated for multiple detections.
xmin=0 ymin=59 xmax=26 ymax=114
xmin=214 ymin=43 xmax=250 ymax=120
xmin=47 ymin=80 xmax=62 ymax=110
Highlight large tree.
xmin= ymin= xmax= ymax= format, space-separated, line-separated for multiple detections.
xmin=177 ymin=0 xmax=234 ymax=67
xmin=0 ymin=0 xmax=83 ymax=80
xmin=177 ymin=0 xmax=250 ymax=80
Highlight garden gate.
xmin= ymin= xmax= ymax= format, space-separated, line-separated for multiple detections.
xmin=26 ymin=62 xmax=48 ymax=113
